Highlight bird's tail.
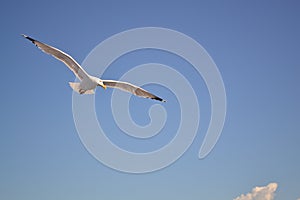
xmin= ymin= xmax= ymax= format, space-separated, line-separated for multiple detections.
xmin=69 ymin=82 xmax=81 ymax=93
xmin=69 ymin=82 xmax=95 ymax=94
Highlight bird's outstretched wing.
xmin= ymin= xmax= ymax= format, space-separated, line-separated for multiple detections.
xmin=103 ymin=80 xmax=166 ymax=102
xmin=22 ymin=34 xmax=89 ymax=81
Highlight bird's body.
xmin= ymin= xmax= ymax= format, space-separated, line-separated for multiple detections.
xmin=69 ymin=76 xmax=102 ymax=94
xmin=22 ymin=34 xmax=165 ymax=102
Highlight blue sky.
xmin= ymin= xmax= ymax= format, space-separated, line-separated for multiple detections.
xmin=1 ymin=0 xmax=299 ymax=199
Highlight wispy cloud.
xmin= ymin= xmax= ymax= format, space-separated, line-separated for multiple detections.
xmin=234 ymin=183 xmax=278 ymax=200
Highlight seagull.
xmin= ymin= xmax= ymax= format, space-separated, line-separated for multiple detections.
xmin=22 ymin=34 xmax=165 ymax=102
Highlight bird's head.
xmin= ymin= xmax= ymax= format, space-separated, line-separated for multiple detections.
xmin=97 ymin=80 xmax=106 ymax=90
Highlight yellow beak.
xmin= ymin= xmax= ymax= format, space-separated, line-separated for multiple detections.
xmin=98 ymin=81 xmax=107 ymax=89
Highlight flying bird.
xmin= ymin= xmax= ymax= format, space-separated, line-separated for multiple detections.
xmin=22 ymin=34 xmax=165 ymax=102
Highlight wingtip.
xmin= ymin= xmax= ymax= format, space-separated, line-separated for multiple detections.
xmin=21 ymin=34 xmax=36 ymax=43
xmin=152 ymin=96 xmax=166 ymax=102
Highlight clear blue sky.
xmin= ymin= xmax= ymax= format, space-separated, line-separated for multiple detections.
xmin=1 ymin=0 xmax=299 ymax=199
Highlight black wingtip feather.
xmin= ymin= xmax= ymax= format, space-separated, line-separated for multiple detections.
xmin=21 ymin=34 xmax=36 ymax=44
xmin=152 ymin=96 xmax=166 ymax=102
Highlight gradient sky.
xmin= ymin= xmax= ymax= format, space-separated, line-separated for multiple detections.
xmin=1 ymin=0 xmax=299 ymax=199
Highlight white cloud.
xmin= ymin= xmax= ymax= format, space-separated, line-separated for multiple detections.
xmin=234 ymin=183 xmax=278 ymax=200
